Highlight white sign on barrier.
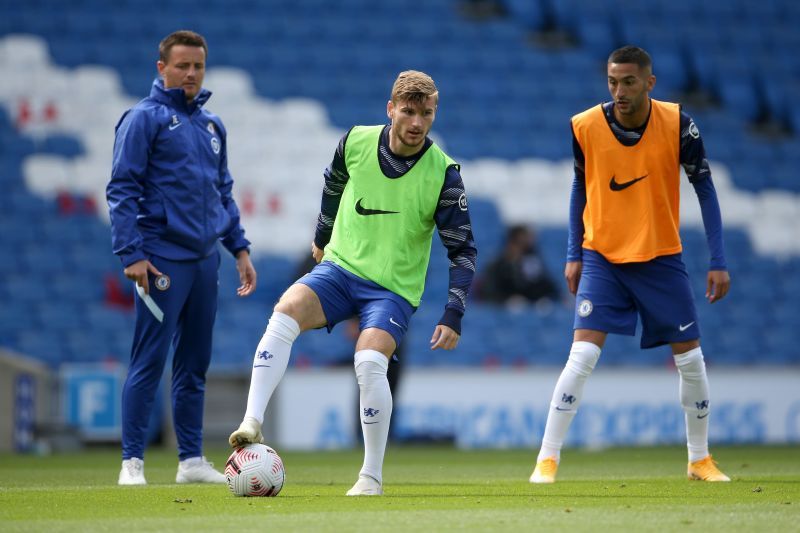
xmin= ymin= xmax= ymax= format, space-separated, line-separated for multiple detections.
xmin=275 ymin=370 xmax=357 ymax=450
xmin=274 ymin=368 xmax=800 ymax=450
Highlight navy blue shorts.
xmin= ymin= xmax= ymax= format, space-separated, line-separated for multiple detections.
xmin=574 ymin=250 xmax=700 ymax=349
xmin=296 ymin=261 xmax=415 ymax=349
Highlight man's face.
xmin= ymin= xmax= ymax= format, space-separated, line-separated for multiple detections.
xmin=157 ymin=45 xmax=206 ymax=102
xmin=607 ymin=62 xmax=654 ymax=119
xmin=387 ymin=95 xmax=437 ymax=155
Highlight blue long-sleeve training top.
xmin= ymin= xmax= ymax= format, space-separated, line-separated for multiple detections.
xmin=107 ymin=79 xmax=250 ymax=267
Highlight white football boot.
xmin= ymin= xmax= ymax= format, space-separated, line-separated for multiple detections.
xmin=228 ymin=416 xmax=264 ymax=448
xmin=118 ymin=458 xmax=146 ymax=485
xmin=176 ymin=456 xmax=226 ymax=484
xmin=346 ymin=475 xmax=383 ymax=496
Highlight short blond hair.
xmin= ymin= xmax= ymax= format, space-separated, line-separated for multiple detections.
xmin=391 ymin=70 xmax=439 ymax=105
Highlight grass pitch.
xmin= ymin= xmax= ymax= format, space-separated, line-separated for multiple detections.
xmin=0 ymin=445 xmax=796 ymax=532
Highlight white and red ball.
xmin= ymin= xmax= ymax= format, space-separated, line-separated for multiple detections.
xmin=225 ymin=443 xmax=285 ymax=497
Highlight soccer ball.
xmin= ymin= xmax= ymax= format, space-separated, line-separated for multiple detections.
xmin=225 ymin=443 xmax=285 ymax=497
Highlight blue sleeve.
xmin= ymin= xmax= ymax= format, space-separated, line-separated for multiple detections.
xmin=680 ymin=111 xmax=726 ymax=270
xmin=692 ymin=177 xmax=727 ymax=270
xmin=107 ymin=108 xmax=151 ymax=267
xmin=314 ymin=130 xmax=351 ymax=248
xmin=567 ymin=128 xmax=586 ymax=262
xmin=216 ymin=120 xmax=251 ymax=256
xmin=679 ymin=111 xmax=712 ymax=183
xmin=433 ymin=165 xmax=478 ymax=335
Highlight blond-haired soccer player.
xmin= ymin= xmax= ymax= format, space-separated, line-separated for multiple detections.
xmin=229 ymin=71 xmax=477 ymax=495
xmin=530 ymin=46 xmax=731 ymax=484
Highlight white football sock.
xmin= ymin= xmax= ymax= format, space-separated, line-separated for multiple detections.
xmin=674 ymin=347 xmax=711 ymax=462
xmin=243 ymin=312 xmax=300 ymax=423
xmin=538 ymin=341 xmax=601 ymax=463
xmin=354 ymin=349 xmax=391 ymax=485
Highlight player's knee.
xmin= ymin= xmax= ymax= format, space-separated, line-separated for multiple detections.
xmin=355 ymin=328 xmax=396 ymax=358
xmin=273 ymin=285 xmax=319 ymax=329
xmin=274 ymin=287 xmax=300 ymax=315
xmin=566 ymin=341 xmax=601 ymax=377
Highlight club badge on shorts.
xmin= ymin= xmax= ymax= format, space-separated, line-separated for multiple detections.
xmin=155 ymin=274 xmax=171 ymax=291
xmin=578 ymin=299 xmax=593 ymax=317
xmin=210 ymin=137 xmax=220 ymax=154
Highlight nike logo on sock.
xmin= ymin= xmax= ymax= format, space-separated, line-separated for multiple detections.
xmin=696 ymin=413 xmax=709 ymax=419
xmin=253 ymin=365 xmax=271 ymax=368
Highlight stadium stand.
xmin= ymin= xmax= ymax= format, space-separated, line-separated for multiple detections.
xmin=0 ymin=0 xmax=798 ymax=371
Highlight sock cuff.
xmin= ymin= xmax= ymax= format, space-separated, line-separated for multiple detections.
xmin=266 ymin=311 xmax=301 ymax=343
xmin=674 ymin=346 xmax=703 ymax=363
xmin=354 ymin=349 xmax=389 ymax=371
xmin=568 ymin=341 xmax=601 ymax=374
xmin=572 ymin=341 xmax=602 ymax=358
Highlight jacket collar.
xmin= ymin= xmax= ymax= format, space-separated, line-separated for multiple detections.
xmin=150 ymin=78 xmax=212 ymax=113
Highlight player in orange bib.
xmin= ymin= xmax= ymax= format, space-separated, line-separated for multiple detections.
xmin=530 ymin=46 xmax=731 ymax=484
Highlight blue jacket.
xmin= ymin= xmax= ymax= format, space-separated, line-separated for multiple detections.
xmin=107 ymin=79 xmax=250 ymax=267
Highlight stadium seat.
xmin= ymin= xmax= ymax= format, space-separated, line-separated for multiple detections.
xmin=1 ymin=0 xmax=799 ymax=371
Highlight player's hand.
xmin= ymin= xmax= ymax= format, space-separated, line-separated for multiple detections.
xmin=706 ymin=270 xmax=730 ymax=303
xmin=564 ymin=261 xmax=582 ymax=295
xmin=236 ymin=250 xmax=257 ymax=297
xmin=123 ymin=259 xmax=162 ymax=295
xmin=431 ymin=324 xmax=459 ymax=350
xmin=311 ymin=241 xmax=324 ymax=263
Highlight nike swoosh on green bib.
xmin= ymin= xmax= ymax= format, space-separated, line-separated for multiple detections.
xmin=609 ymin=174 xmax=648 ymax=191
xmin=355 ymin=198 xmax=399 ymax=216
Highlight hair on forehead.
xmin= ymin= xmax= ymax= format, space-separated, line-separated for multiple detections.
xmin=608 ymin=45 xmax=652 ymax=71
xmin=391 ymin=70 xmax=439 ymax=106
xmin=159 ymin=30 xmax=208 ymax=63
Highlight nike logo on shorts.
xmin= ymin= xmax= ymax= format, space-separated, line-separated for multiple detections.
xmin=679 ymin=322 xmax=695 ymax=332
xmin=389 ymin=317 xmax=402 ymax=328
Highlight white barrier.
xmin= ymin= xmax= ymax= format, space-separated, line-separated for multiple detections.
xmin=275 ymin=368 xmax=800 ymax=450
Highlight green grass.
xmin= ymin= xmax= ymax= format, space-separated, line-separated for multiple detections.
xmin=1 ymin=445 xmax=797 ymax=532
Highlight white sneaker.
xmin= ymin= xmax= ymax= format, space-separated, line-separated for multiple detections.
xmin=228 ymin=416 xmax=264 ymax=448
xmin=346 ymin=475 xmax=383 ymax=496
xmin=176 ymin=456 xmax=226 ymax=484
xmin=118 ymin=458 xmax=146 ymax=485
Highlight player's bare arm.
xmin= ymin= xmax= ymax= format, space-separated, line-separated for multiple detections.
xmin=564 ymin=260 xmax=582 ymax=295
xmin=235 ymin=249 xmax=257 ymax=297
xmin=311 ymin=241 xmax=324 ymax=263
xmin=706 ymin=270 xmax=730 ymax=304
xmin=431 ymin=324 xmax=459 ymax=350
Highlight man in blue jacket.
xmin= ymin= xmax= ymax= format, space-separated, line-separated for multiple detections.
xmin=107 ymin=30 xmax=256 ymax=485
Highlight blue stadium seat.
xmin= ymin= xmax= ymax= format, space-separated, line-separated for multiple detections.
xmin=501 ymin=0 xmax=547 ymax=31
xmin=1 ymin=0 xmax=798 ymax=371
xmin=469 ymin=198 xmax=505 ymax=260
